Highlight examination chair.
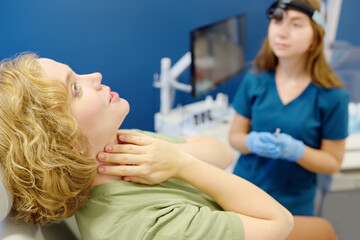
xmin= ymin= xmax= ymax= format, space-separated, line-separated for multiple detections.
xmin=0 ymin=165 xmax=81 ymax=240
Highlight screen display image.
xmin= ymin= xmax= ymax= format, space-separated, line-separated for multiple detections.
xmin=191 ymin=14 xmax=246 ymax=98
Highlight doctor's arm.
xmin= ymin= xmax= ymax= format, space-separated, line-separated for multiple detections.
xmin=296 ymin=139 xmax=345 ymax=174
xmin=228 ymin=113 xmax=251 ymax=154
xmin=228 ymin=113 xmax=345 ymax=174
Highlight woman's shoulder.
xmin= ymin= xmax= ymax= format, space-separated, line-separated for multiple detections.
xmin=315 ymin=86 xmax=349 ymax=109
xmin=241 ymin=69 xmax=275 ymax=88
xmin=316 ymin=86 xmax=349 ymax=101
xmin=245 ymin=69 xmax=274 ymax=80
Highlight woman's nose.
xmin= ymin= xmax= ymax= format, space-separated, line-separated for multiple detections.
xmin=278 ymin=23 xmax=290 ymax=38
xmin=92 ymin=72 xmax=103 ymax=90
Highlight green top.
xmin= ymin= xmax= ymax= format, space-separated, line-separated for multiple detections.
xmin=75 ymin=130 xmax=244 ymax=240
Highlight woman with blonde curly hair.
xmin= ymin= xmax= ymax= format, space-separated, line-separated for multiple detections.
xmin=0 ymin=53 xmax=295 ymax=239
xmin=0 ymin=54 xmax=96 ymax=225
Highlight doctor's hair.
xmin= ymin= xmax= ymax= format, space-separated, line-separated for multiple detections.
xmin=0 ymin=53 xmax=96 ymax=225
xmin=254 ymin=0 xmax=344 ymax=88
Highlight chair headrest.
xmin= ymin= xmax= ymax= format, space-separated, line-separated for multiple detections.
xmin=0 ymin=164 xmax=13 ymax=221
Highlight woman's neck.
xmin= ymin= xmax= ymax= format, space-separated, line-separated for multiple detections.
xmin=90 ymin=133 xmax=123 ymax=186
xmin=275 ymin=57 xmax=311 ymax=105
xmin=276 ymin=56 xmax=308 ymax=81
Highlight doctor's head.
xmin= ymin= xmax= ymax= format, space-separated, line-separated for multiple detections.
xmin=254 ymin=0 xmax=335 ymax=85
xmin=0 ymin=53 xmax=128 ymax=224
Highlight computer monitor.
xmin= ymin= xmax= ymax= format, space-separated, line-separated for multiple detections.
xmin=190 ymin=14 xmax=246 ymax=98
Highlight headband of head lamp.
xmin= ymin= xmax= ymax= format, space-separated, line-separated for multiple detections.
xmin=266 ymin=0 xmax=326 ymax=28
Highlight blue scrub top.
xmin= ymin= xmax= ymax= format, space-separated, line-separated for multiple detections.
xmin=232 ymin=70 xmax=349 ymax=216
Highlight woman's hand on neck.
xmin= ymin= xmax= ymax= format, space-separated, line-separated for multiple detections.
xmin=90 ymin=133 xmax=123 ymax=186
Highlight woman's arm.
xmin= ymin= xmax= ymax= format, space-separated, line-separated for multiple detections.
xmin=228 ymin=113 xmax=346 ymax=174
xmin=97 ymin=130 xmax=294 ymax=240
xmin=101 ymin=130 xmax=235 ymax=170
xmin=297 ymin=139 xmax=346 ymax=174
xmin=287 ymin=216 xmax=338 ymax=240
xmin=179 ymin=153 xmax=294 ymax=240
xmin=228 ymin=113 xmax=251 ymax=154
xmin=179 ymin=135 xmax=235 ymax=169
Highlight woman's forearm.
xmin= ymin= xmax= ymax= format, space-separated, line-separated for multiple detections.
xmin=230 ymin=129 xmax=345 ymax=174
xmin=229 ymin=131 xmax=251 ymax=154
xmin=297 ymin=147 xmax=343 ymax=174
xmin=178 ymin=136 xmax=235 ymax=169
xmin=177 ymin=155 xmax=293 ymax=239
xmin=177 ymin=155 xmax=292 ymax=221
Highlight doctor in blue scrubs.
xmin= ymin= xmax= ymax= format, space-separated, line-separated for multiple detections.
xmin=229 ymin=0 xmax=349 ymax=216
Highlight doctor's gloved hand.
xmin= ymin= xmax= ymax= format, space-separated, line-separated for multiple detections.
xmin=273 ymin=133 xmax=305 ymax=162
xmin=246 ymin=131 xmax=281 ymax=159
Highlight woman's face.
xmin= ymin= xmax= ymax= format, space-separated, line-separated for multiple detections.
xmin=37 ymin=58 xmax=129 ymax=147
xmin=268 ymin=9 xmax=314 ymax=60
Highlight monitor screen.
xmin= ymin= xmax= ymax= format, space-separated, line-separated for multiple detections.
xmin=190 ymin=14 xmax=246 ymax=98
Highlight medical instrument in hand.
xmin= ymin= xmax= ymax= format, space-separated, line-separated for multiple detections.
xmin=246 ymin=132 xmax=282 ymax=159
xmin=274 ymin=133 xmax=306 ymax=162
xmin=275 ymin=128 xmax=281 ymax=136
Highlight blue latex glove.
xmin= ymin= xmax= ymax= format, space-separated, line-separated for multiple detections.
xmin=246 ymin=131 xmax=281 ymax=159
xmin=273 ymin=133 xmax=305 ymax=162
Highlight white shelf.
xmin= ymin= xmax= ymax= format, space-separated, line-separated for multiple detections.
xmin=341 ymin=133 xmax=360 ymax=170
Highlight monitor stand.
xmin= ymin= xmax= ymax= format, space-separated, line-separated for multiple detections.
xmin=153 ymin=52 xmax=230 ymax=137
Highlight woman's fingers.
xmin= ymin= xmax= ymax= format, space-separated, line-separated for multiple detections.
xmin=98 ymin=164 xmax=139 ymax=177
xmin=97 ymin=152 xmax=143 ymax=165
xmin=116 ymin=130 xmax=152 ymax=146
xmin=98 ymin=165 xmax=157 ymax=185
xmin=103 ymin=143 xmax=145 ymax=154
xmin=97 ymin=131 xmax=183 ymax=185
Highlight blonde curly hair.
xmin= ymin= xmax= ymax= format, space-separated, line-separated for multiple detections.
xmin=0 ymin=53 xmax=96 ymax=225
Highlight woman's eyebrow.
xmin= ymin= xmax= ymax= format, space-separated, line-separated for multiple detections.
xmin=292 ymin=17 xmax=306 ymax=21
xmin=288 ymin=15 xmax=308 ymax=22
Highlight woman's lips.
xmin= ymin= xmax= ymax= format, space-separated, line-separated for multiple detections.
xmin=275 ymin=43 xmax=290 ymax=49
xmin=110 ymin=91 xmax=120 ymax=103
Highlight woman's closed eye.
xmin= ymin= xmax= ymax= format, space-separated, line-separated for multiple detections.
xmin=292 ymin=21 xmax=303 ymax=28
xmin=71 ymin=82 xmax=81 ymax=97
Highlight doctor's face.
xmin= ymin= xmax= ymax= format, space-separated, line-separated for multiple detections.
xmin=37 ymin=58 xmax=129 ymax=146
xmin=268 ymin=9 xmax=314 ymax=60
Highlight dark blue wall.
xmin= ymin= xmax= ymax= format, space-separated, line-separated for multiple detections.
xmin=0 ymin=0 xmax=357 ymax=131
xmin=338 ymin=0 xmax=360 ymax=46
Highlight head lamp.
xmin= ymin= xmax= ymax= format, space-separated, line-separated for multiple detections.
xmin=266 ymin=0 xmax=326 ymax=28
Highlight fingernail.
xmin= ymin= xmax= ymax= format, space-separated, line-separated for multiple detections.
xmin=98 ymin=153 xmax=105 ymax=160
xmin=105 ymin=146 xmax=113 ymax=151
xmin=119 ymin=135 xmax=125 ymax=140
xmin=98 ymin=167 xmax=105 ymax=173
